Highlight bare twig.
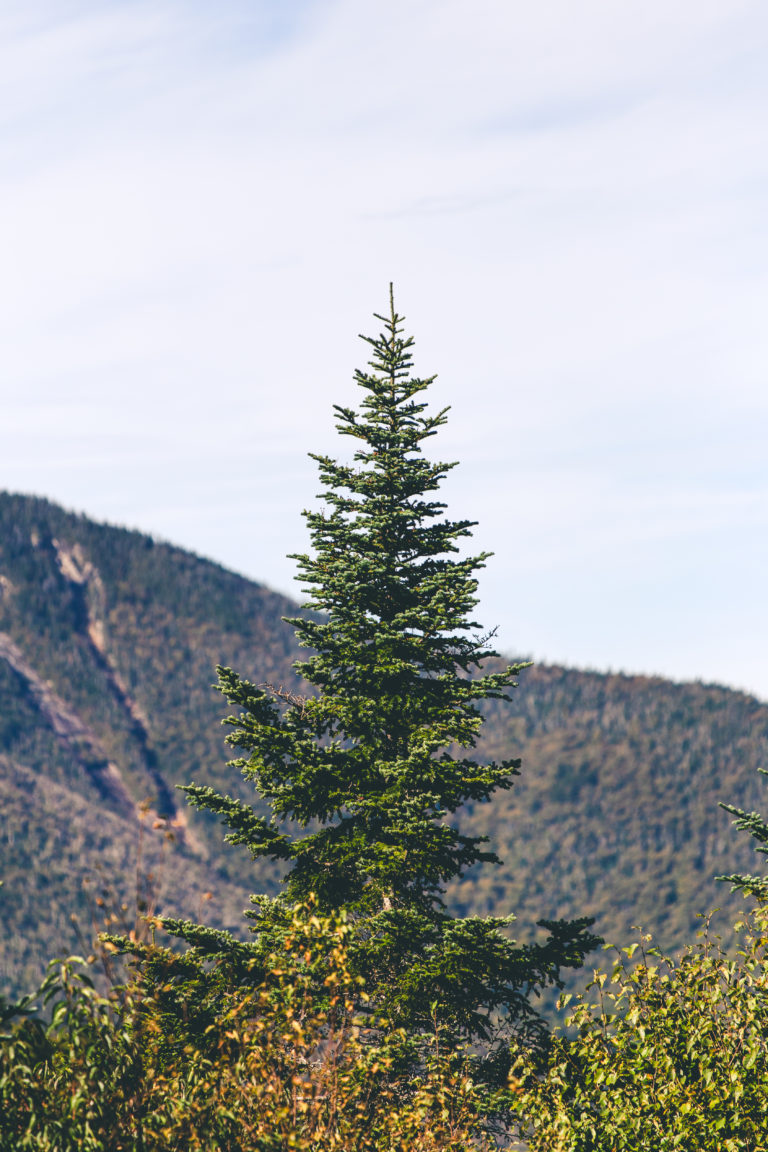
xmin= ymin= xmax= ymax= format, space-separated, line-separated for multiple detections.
xmin=260 ymin=682 xmax=309 ymax=718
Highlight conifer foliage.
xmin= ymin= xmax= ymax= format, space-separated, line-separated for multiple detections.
xmin=717 ymin=769 xmax=768 ymax=901
xmin=166 ymin=289 xmax=598 ymax=1057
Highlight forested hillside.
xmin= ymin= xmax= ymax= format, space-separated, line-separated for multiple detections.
xmin=1 ymin=490 xmax=766 ymax=997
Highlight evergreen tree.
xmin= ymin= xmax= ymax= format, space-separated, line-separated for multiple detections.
xmin=718 ymin=769 xmax=768 ymax=901
xmin=154 ymin=289 xmax=598 ymax=1067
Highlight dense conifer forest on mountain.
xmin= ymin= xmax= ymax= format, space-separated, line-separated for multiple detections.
xmin=1 ymin=489 xmax=765 ymax=1001
xmin=2 ymin=298 xmax=768 ymax=1147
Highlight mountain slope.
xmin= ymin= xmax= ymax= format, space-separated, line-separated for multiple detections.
xmin=449 ymin=664 xmax=768 ymax=944
xmin=1 ymin=491 xmax=766 ymax=998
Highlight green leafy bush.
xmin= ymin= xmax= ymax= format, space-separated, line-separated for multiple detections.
xmin=511 ymin=907 xmax=768 ymax=1150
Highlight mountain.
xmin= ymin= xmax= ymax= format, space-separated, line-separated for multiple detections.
xmin=1 ymin=491 xmax=766 ymax=999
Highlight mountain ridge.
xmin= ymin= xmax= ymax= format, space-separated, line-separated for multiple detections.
xmin=1 ymin=490 xmax=766 ymax=998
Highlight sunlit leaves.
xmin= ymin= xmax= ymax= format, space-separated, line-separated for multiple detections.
xmin=511 ymin=908 xmax=768 ymax=1150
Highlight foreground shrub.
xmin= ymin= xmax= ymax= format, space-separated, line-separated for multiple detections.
xmin=0 ymin=901 xmax=495 ymax=1151
xmin=512 ymin=907 xmax=768 ymax=1151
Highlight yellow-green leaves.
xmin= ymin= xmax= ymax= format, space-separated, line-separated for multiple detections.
xmin=511 ymin=907 xmax=768 ymax=1151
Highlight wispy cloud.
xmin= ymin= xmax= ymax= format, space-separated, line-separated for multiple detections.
xmin=1 ymin=0 xmax=767 ymax=696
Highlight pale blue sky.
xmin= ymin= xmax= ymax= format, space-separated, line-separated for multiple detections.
xmin=2 ymin=0 xmax=768 ymax=698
